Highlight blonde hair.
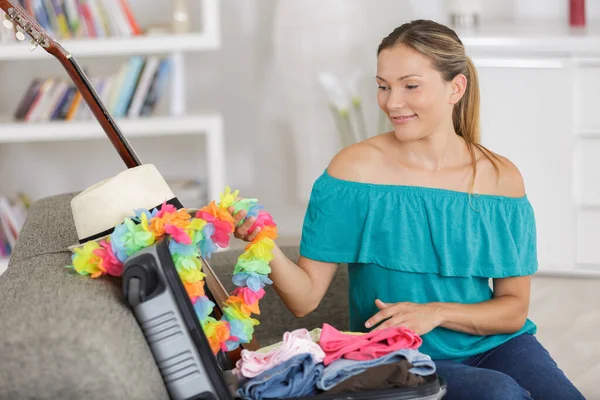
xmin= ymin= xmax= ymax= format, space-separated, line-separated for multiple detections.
xmin=378 ymin=20 xmax=501 ymax=191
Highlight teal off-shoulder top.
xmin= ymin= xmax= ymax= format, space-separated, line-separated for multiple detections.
xmin=300 ymin=169 xmax=538 ymax=362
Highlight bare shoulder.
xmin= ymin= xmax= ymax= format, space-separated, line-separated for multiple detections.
xmin=326 ymin=135 xmax=387 ymax=182
xmin=476 ymin=148 xmax=526 ymax=198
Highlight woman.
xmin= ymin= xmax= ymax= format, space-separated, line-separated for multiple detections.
xmin=230 ymin=20 xmax=584 ymax=400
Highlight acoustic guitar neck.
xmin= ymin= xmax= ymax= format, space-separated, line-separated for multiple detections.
xmin=0 ymin=0 xmax=256 ymax=354
xmin=1 ymin=0 xmax=141 ymax=167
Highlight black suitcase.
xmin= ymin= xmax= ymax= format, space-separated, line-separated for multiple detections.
xmin=122 ymin=240 xmax=447 ymax=400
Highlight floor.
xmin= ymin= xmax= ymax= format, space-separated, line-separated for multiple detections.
xmin=528 ymin=276 xmax=600 ymax=399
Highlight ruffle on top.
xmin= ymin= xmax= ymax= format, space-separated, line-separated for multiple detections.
xmin=300 ymin=170 xmax=538 ymax=278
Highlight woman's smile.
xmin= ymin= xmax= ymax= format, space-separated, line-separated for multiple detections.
xmin=390 ymin=114 xmax=417 ymax=124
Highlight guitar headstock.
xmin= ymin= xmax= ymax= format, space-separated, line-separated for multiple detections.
xmin=1 ymin=0 xmax=143 ymax=169
xmin=0 ymin=0 xmax=69 ymax=57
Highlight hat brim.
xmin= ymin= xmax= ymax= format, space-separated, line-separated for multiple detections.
xmin=68 ymin=208 xmax=203 ymax=253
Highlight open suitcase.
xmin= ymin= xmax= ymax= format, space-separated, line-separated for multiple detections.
xmin=122 ymin=240 xmax=447 ymax=400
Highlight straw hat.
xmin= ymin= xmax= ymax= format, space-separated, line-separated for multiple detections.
xmin=69 ymin=164 xmax=183 ymax=251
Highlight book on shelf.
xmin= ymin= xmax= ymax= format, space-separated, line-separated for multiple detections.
xmin=0 ymin=0 xmax=141 ymax=43
xmin=12 ymin=55 xmax=171 ymax=122
xmin=0 ymin=193 xmax=29 ymax=259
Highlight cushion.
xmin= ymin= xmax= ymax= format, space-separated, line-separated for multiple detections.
xmin=0 ymin=194 xmax=169 ymax=399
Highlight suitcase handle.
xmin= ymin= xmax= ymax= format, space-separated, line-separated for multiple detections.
xmin=122 ymin=241 xmax=234 ymax=400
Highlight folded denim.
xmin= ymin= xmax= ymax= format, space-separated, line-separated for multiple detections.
xmin=318 ymin=348 xmax=436 ymax=391
xmin=236 ymin=353 xmax=324 ymax=400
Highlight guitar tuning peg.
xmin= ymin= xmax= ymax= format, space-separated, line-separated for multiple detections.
xmin=30 ymin=38 xmax=40 ymax=51
xmin=15 ymin=24 xmax=27 ymax=41
xmin=2 ymin=19 xmax=13 ymax=30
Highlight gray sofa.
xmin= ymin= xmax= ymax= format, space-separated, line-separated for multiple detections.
xmin=0 ymin=193 xmax=350 ymax=399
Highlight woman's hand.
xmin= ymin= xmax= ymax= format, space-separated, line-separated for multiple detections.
xmin=228 ymin=206 xmax=261 ymax=242
xmin=365 ymin=299 xmax=443 ymax=336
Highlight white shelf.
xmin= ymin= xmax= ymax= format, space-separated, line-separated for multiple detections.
xmin=0 ymin=32 xmax=220 ymax=61
xmin=0 ymin=114 xmax=222 ymax=143
xmin=580 ymin=204 xmax=600 ymax=211
xmin=458 ymin=19 xmax=600 ymax=55
xmin=536 ymin=266 xmax=600 ymax=279
xmin=575 ymin=128 xmax=600 ymax=138
xmin=0 ymin=114 xmax=226 ymax=203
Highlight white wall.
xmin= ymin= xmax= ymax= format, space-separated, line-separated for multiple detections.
xmin=2 ymin=0 xmax=599 ymax=237
xmin=196 ymin=0 xmax=600 ymax=237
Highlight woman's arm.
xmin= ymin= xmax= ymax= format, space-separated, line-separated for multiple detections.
xmin=269 ymin=248 xmax=338 ymax=317
xmin=230 ymin=208 xmax=338 ymax=318
xmin=366 ymin=276 xmax=532 ymax=335
xmin=232 ymin=143 xmax=377 ymax=317
xmin=368 ymin=154 xmax=534 ymax=336
xmin=432 ymin=154 xmax=532 ymax=335
xmin=434 ymin=276 xmax=532 ymax=335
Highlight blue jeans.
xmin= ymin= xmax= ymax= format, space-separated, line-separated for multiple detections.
xmin=434 ymin=333 xmax=585 ymax=400
xmin=318 ymin=348 xmax=437 ymax=391
xmin=236 ymin=353 xmax=324 ymax=400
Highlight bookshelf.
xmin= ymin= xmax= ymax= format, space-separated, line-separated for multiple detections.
xmin=0 ymin=114 xmax=219 ymax=142
xmin=0 ymin=0 xmax=224 ymax=260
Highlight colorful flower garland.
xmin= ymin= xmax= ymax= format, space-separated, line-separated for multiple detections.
xmin=66 ymin=187 xmax=277 ymax=355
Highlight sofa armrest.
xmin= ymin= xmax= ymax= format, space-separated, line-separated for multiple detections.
xmin=0 ymin=194 xmax=350 ymax=398
xmin=0 ymin=195 xmax=169 ymax=399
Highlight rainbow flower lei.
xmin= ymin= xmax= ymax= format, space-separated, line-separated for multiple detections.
xmin=66 ymin=187 xmax=277 ymax=354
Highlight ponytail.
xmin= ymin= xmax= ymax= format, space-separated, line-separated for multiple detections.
xmin=453 ymin=56 xmax=501 ymax=192
xmin=454 ymin=56 xmax=481 ymax=144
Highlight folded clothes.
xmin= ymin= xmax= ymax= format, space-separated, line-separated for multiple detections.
xmin=234 ymin=328 xmax=326 ymax=378
xmin=255 ymin=328 xmax=365 ymax=354
xmin=255 ymin=327 xmax=322 ymax=354
xmin=319 ymin=323 xmax=423 ymax=365
xmin=236 ymin=353 xmax=324 ymax=400
xmin=318 ymin=347 xmax=436 ymax=391
xmin=326 ymin=359 xmax=426 ymax=394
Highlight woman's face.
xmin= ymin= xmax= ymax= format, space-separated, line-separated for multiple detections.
xmin=376 ymin=44 xmax=459 ymax=142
